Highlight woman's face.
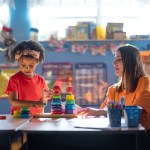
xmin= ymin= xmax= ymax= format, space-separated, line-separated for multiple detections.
xmin=113 ymin=51 xmax=123 ymax=77
xmin=18 ymin=56 xmax=38 ymax=77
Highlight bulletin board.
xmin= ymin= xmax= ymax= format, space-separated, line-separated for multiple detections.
xmin=42 ymin=62 xmax=73 ymax=94
xmin=74 ymin=63 xmax=108 ymax=107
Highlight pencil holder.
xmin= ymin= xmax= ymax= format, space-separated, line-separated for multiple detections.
xmin=124 ymin=106 xmax=142 ymax=127
xmin=108 ymin=108 xmax=122 ymax=127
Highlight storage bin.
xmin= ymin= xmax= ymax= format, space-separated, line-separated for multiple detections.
xmin=30 ymin=28 xmax=39 ymax=41
xmin=124 ymin=106 xmax=142 ymax=127
xmin=108 ymin=108 xmax=122 ymax=127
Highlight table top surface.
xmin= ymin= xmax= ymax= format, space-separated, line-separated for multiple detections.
xmin=0 ymin=115 xmax=145 ymax=133
xmin=0 ymin=115 xmax=31 ymax=132
xmin=17 ymin=116 xmax=145 ymax=133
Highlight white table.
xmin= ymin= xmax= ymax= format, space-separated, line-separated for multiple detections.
xmin=18 ymin=116 xmax=145 ymax=150
xmin=0 ymin=115 xmax=31 ymax=150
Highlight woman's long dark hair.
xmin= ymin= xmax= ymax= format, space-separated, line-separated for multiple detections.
xmin=116 ymin=44 xmax=146 ymax=93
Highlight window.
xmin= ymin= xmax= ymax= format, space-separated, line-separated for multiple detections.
xmin=28 ymin=0 xmax=150 ymax=41
xmin=0 ymin=3 xmax=10 ymax=32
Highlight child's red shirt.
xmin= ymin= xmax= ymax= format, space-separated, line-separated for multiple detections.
xmin=5 ymin=71 xmax=49 ymax=114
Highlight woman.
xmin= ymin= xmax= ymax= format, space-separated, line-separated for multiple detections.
xmin=78 ymin=44 xmax=150 ymax=131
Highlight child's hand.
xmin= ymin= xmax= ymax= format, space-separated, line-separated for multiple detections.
xmin=34 ymin=101 xmax=45 ymax=108
xmin=43 ymin=89 xmax=53 ymax=104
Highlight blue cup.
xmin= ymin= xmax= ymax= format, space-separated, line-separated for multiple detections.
xmin=108 ymin=108 xmax=122 ymax=127
xmin=124 ymin=106 xmax=142 ymax=127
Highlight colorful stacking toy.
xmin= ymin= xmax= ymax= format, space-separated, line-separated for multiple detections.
xmin=65 ymin=86 xmax=76 ymax=114
xmin=13 ymin=107 xmax=30 ymax=118
xmin=51 ymin=85 xmax=63 ymax=114
xmin=11 ymin=107 xmax=20 ymax=115
xmin=13 ymin=109 xmax=21 ymax=118
xmin=20 ymin=107 xmax=30 ymax=118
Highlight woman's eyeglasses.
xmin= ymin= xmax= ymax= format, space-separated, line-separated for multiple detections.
xmin=113 ymin=58 xmax=122 ymax=64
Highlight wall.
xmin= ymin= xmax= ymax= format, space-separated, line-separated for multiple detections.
xmin=0 ymin=40 xmax=116 ymax=114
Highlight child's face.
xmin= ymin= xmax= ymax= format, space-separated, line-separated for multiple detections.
xmin=18 ymin=56 xmax=38 ymax=77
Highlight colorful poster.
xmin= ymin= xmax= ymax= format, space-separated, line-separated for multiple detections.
xmin=42 ymin=63 xmax=73 ymax=94
xmin=74 ymin=63 xmax=108 ymax=107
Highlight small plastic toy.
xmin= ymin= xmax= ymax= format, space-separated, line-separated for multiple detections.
xmin=0 ymin=115 xmax=6 ymax=119
xmin=65 ymin=86 xmax=76 ymax=114
xmin=68 ymin=86 xmax=73 ymax=94
xmin=51 ymin=85 xmax=62 ymax=114
xmin=53 ymin=85 xmax=61 ymax=94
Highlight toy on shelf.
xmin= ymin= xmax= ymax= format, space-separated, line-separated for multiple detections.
xmin=51 ymin=85 xmax=63 ymax=114
xmin=65 ymin=86 xmax=77 ymax=114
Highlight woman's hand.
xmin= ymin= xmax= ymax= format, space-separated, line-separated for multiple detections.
xmin=77 ymin=107 xmax=107 ymax=118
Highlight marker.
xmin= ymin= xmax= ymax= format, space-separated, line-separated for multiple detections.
xmin=121 ymin=97 xmax=125 ymax=109
xmin=0 ymin=115 xmax=6 ymax=119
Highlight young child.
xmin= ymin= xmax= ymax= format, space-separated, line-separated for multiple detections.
xmin=5 ymin=40 xmax=52 ymax=115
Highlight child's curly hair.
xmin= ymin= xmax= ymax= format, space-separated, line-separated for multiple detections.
xmin=7 ymin=40 xmax=45 ymax=63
